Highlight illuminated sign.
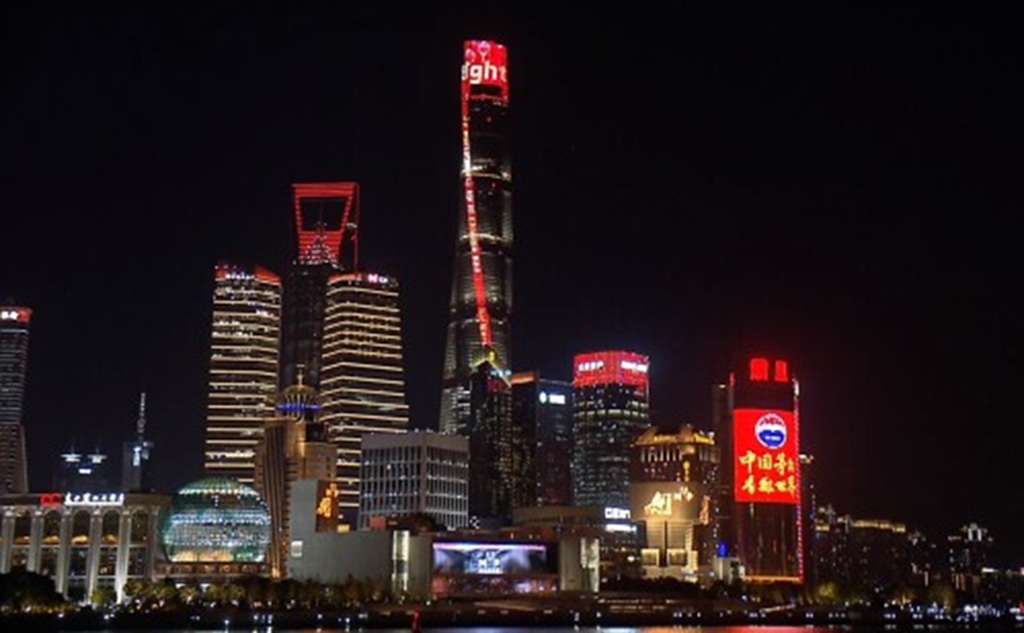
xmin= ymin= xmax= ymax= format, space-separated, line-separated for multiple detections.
xmin=733 ymin=408 xmax=800 ymax=504
xmin=604 ymin=507 xmax=631 ymax=521
xmin=462 ymin=40 xmax=509 ymax=100
xmin=538 ymin=391 xmax=566 ymax=405
xmin=432 ymin=541 xmax=551 ymax=575
xmin=315 ymin=481 xmax=340 ymax=533
xmin=365 ymin=273 xmax=389 ymax=285
xmin=63 ymin=492 xmax=124 ymax=507
xmin=620 ymin=360 xmax=648 ymax=373
xmin=0 ymin=308 xmax=29 ymax=323
xmin=573 ymin=351 xmax=650 ymax=388
xmin=39 ymin=492 xmax=63 ymax=507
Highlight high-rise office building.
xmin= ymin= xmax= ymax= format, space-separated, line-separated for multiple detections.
xmin=511 ymin=371 xmax=572 ymax=506
xmin=440 ymin=40 xmax=513 ymax=435
xmin=714 ymin=355 xmax=803 ymax=583
xmin=359 ymin=430 xmax=469 ymax=530
xmin=0 ymin=306 xmax=31 ymax=494
xmin=320 ymin=272 xmax=410 ymax=528
xmin=121 ymin=393 xmax=154 ymax=492
xmin=203 ymin=262 xmax=281 ymax=484
xmin=279 ymin=182 xmax=359 ymax=391
xmin=572 ymin=351 xmax=651 ymax=508
xmin=467 ymin=354 xmax=525 ymax=525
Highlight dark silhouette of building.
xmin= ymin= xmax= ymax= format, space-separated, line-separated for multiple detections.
xmin=511 ymin=371 xmax=572 ymax=506
xmin=572 ymin=351 xmax=651 ymax=508
xmin=440 ymin=40 xmax=513 ymax=435
xmin=467 ymin=351 xmax=526 ymax=526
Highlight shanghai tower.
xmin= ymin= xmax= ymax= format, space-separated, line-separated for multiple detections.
xmin=440 ymin=40 xmax=513 ymax=435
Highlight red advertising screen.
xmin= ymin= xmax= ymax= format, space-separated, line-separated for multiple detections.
xmin=462 ymin=40 xmax=509 ymax=100
xmin=573 ymin=351 xmax=650 ymax=388
xmin=733 ymin=408 xmax=799 ymax=504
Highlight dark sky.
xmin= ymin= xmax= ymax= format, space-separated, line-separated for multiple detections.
xmin=2 ymin=6 xmax=1021 ymax=563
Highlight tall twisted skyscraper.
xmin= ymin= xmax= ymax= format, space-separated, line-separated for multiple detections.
xmin=0 ymin=306 xmax=31 ymax=493
xmin=440 ymin=40 xmax=514 ymax=435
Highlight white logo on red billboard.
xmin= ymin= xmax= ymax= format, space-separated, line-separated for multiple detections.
xmin=754 ymin=413 xmax=788 ymax=449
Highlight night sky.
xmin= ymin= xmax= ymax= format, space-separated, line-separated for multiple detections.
xmin=2 ymin=6 xmax=1020 ymax=563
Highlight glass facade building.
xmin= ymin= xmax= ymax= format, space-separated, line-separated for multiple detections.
xmin=359 ymin=430 xmax=469 ymax=530
xmin=511 ymin=371 xmax=572 ymax=507
xmin=440 ymin=40 xmax=513 ymax=436
xmin=572 ymin=351 xmax=651 ymax=508
xmin=203 ymin=262 xmax=281 ymax=484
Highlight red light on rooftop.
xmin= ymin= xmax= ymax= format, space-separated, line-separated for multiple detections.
xmin=774 ymin=360 xmax=789 ymax=383
xmin=573 ymin=351 xmax=650 ymax=388
xmin=750 ymin=357 xmax=769 ymax=382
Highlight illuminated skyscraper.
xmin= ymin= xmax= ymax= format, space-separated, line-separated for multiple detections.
xmin=279 ymin=182 xmax=359 ymax=391
xmin=320 ymin=272 xmax=409 ymax=528
xmin=714 ymin=355 xmax=803 ymax=583
xmin=572 ymin=351 xmax=651 ymax=508
xmin=440 ymin=40 xmax=513 ymax=435
xmin=203 ymin=262 xmax=281 ymax=484
xmin=0 ymin=306 xmax=32 ymax=494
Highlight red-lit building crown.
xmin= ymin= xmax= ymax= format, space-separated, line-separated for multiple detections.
xmin=292 ymin=182 xmax=360 ymax=268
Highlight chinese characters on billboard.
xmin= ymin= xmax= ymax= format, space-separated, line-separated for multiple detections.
xmin=733 ymin=408 xmax=800 ymax=504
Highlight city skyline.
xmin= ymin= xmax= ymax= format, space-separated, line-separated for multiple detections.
xmin=1 ymin=6 xmax=1020 ymax=564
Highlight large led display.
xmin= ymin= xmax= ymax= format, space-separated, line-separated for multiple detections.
xmin=462 ymin=40 xmax=509 ymax=100
xmin=733 ymin=408 xmax=799 ymax=504
xmin=432 ymin=542 xmax=551 ymax=575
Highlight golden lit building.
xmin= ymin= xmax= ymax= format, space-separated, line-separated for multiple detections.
xmin=203 ymin=262 xmax=281 ymax=484
xmin=630 ymin=423 xmax=719 ymax=582
xmin=254 ymin=379 xmax=336 ymax=578
xmin=320 ymin=272 xmax=409 ymax=529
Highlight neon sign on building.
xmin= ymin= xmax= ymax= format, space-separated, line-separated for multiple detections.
xmin=733 ymin=408 xmax=800 ymax=504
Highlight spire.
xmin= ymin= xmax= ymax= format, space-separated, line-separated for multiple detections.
xmin=136 ymin=392 xmax=147 ymax=439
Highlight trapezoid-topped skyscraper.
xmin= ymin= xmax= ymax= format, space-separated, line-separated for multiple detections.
xmin=440 ymin=40 xmax=514 ymax=435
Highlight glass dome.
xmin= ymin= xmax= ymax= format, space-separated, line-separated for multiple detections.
xmin=161 ymin=477 xmax=271 ymax=563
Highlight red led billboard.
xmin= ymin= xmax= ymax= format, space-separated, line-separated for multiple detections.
xmin=462 ymin=40 xmax=509 ymax=101
xmin=733 ymin=408 xmax=800 ymax=504
xmin=573 ymin=351 xmax=650 ymax=388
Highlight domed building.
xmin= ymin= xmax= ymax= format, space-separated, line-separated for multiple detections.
xmin=161 ymin=477 xmax=271 ymax=563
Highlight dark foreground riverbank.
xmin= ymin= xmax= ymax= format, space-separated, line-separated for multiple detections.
xmin=3 ymin=599 xmax=1023 ymax=630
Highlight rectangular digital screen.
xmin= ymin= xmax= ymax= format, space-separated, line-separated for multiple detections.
xmin=432 ymin=542 xmax=552 ymax=575
xmin=733 ymin=408 xmax=800 ymax=504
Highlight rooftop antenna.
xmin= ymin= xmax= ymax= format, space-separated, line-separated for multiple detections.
xmin=136 ymin=392 xmax=147 ymax=439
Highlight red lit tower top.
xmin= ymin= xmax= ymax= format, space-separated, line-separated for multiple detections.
xmin=292 ymin=182 xmax=360 ymax=269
